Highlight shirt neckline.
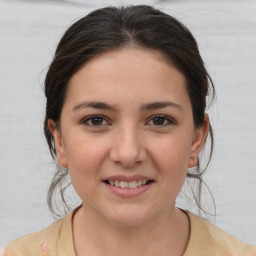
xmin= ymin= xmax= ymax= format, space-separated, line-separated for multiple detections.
xmin=60 ymin=205 xmax=193 ymax=256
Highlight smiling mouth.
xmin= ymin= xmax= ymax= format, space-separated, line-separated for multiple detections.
xmin=104 ymin=180 xmax=154 ymax=189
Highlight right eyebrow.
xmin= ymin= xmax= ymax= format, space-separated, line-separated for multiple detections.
xmin=73 ymin=101 xmax=117 ymax=112
xmin=140 ymin=101 xmax=183 ymax=111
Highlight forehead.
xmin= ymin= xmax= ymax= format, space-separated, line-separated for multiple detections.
xmin=65 ymin=48 xmax=190 ymax=109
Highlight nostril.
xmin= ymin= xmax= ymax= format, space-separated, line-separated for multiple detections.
xmin=109 ymin=139 xmax=147 ymax=168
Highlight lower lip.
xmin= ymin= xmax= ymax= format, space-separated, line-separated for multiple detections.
xmin=103 ymin=182 xmax=154 ymax=198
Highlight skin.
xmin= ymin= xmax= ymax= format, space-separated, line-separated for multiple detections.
xmin=49 ymin=48 xmax=209 ymax=256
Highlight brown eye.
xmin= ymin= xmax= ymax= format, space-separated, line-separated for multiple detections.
xmin=152 ymin=116 xmax=165 ymax=125
xmin=82 ymin=115 xmax=108 ymax=127
xmin=90 ymin=117 xmax=104 ymax=125
xmin=148 ymin=115 xmax=174 ymax=127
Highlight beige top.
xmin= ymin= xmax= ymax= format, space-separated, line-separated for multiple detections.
xmin=4 ymin=207 xmax=256 ymax=256
xmin=0 ymin=246 xmax=5 ymax=256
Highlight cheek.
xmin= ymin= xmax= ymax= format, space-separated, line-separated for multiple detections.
xmin=151 ymin=134 xmax=192 ymax=165
xmin=64 ymin=138 xmax=109 ymax=202
xmin=149 ymin=134 xmax=192 ymax=182
xmin=63 ymin=134 xmax=109 ymax=179
xmin=152 ymin=141 xmax=189 ymax=201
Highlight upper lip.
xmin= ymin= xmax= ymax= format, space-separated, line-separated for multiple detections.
xmin=103 ymin=175 xmax=154 ymax=182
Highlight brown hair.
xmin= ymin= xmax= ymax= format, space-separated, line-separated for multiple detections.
xmin=44 ymin=5 xmax=215 ymax=218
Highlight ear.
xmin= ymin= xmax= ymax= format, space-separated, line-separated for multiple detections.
xmin=48 ymin=119 xmax=68 ymax=167
xmin=188 ymin=114 xmax=209 ymax=168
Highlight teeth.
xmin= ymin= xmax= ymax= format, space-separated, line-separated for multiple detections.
xmin=107 ymin=180 xmax=151 ymax=188
xmin=137 ymin=180 xmax=142 ymax=186
xmin=120 ymin=181 xmax=128 ymax=188
xmin=128 ymin=180 xmax=137 ymax=189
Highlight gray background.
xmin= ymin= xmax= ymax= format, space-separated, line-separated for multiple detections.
xmin=0 ymin=0 xmax=255 ymax=246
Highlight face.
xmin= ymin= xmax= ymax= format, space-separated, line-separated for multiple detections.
xmin=49 ymin=48 xmax=208 ymax=227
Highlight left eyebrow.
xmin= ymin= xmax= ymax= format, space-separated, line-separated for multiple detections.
xmin=73 ymin=101 xmax=117 ymax=112
xmin=140 ymin=101 xmax=183 ymax=111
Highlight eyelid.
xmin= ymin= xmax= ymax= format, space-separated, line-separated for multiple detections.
xmin=146 ymin=114 xmax=176 ymax=126
xmin=80 ymin=114 xmax=175 ymax=128
xmin=81 ymin=115 xmax=111 ymax=127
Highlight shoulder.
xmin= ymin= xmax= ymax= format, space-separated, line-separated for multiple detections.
xmin=0 ymin=245 xmax=5 ymax=256
xmin=5 ymin=217 xmax=65 ymax=256
xmin=184 ymin=211 xmax=256 ymax=256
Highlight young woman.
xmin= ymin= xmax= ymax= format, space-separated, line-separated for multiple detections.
xmin=4 ymin=5 xmax=255 ymax=256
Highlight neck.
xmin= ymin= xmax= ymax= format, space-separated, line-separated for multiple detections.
xmin=72 ymin=205 xmax=190 ymax=256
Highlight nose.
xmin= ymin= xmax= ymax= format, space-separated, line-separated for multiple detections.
xmin=109 ymin=126 xmax=147 ymax=168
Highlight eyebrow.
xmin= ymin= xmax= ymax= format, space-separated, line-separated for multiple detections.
xmin=73 ymin=101 xmax=183 ymax=112
xmin=140 ymin=101 xmax=183 ymax=111
xmin=73 ymin=101 xmax=117 ymax=111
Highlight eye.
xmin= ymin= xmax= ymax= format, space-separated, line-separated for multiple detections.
xmin=147 ymin=115 xmax=175 ymax=127
xmin=81 ymin=115 xmax=109 ymax=127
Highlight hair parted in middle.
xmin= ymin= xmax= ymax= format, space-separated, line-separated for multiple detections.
xmin=44 ymin=5 xmax=215 ymax=218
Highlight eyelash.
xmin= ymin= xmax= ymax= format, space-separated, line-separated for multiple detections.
xmin=81 ymin=115 xmax=175 ymax=128
xmin=147 ymin=115 xmax=175 ymax=127
xmin=81 ymin=115 xmax=109 ymax=127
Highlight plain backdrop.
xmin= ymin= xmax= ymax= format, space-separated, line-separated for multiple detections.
xmin=0 ymin=0 xmax=255 ymax=246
